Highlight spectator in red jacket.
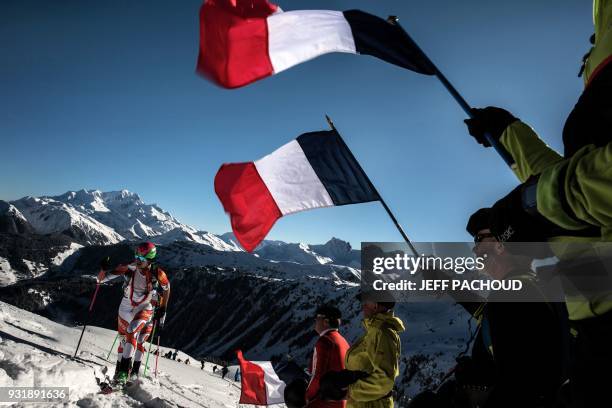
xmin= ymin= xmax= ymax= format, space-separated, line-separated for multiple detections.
xmin=306 ymin=304 xmax=351 ymax=408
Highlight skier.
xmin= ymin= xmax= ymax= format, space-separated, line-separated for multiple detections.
xmin=172 ymin=350 xmax=178 ymax=360
xmin=213 ymin=365 xmax=217 ymax=373
xmin=221 ymin=365 xmax=229 ymax=379
xmin=201 ymin=360 xmax=205 ymax=370
xmin=98 ymin=242 xmax=170 ymax=384
xmin=234 ymin=367 xmax=240 ymax=381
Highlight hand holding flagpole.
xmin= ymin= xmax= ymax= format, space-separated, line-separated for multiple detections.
xmin=386 ymin=16 xmax=516 ymax=169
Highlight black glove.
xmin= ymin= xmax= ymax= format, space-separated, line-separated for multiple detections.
xmin=154 ymin=307 xmax=166 ymax=328
xmin=319 ymin=370 xmax=368 ymax=400
xmin=464 ymin=106 xmax=518 ymax=147
xmin=488 ymin=179 xmax=598 ymax=244
xmin=283 ymin=378 xmax=308 ymax=408
xmin=100 ymin=256 xmax=111 ymax=271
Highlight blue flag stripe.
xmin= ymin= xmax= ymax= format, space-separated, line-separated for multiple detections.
xmin=296 ymin=130 xmax=378 ymax=206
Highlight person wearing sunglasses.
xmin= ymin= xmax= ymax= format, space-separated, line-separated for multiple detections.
xmin=413 ymin=208 xmax=566 ymax=408
xmin=97 ymin=241 xmax=171 ymax=384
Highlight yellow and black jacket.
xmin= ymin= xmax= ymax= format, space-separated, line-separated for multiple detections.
xmin=345 ymin=312 xmax=404 ymax=408
xmin=494 ymin=0 xmax=612 ymax=319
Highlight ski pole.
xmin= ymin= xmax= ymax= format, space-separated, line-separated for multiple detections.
xmin=154 ymin=333 xmax=160 ymax=378
xmin=105 ymin=332 xmax=120 ymax=361
xmin=387 ymin=16 xmax=516 ymax=169
xmin=73 ymin=280 xmax=101 ymax=358
xmin=143 ymin=321 xmax=157 ymax=377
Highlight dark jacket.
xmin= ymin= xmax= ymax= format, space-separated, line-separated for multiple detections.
xmin=457 ymin=272 xmax=566 ymax=408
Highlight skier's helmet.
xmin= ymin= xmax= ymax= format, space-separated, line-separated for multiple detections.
xmin=135 ymin=242 xmax=157 ymax=261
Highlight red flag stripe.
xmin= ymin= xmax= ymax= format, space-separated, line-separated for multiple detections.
xmin=214 ymin=162 xmax=282 ymax=252
xmin=197 ymin=0 xmax=276 ymax=88
xmin=236 ymin=350 xmax=268 ymax=405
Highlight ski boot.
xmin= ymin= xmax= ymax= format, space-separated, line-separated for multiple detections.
xmin=129 ymin=360 xmax=141 ymax=382
xmin=114 ymin=357 xmax=132 ymax=386
xmin=112 ymin=360 xmax=122 ymax=382
xmin=115 ymin=371 xmax=129 ymax=386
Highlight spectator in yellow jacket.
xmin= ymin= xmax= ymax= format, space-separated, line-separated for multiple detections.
xmin=344 ymin=296 xmax=404 ymax=408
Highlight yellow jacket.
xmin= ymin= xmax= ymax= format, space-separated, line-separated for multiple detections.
xmin=345 ymin=312 xmax=405 ymax=408
xmin=582 ymin=0 xmax=612 ymax=86
xmin=492 ymin=1 xmax=612 ymax=320
xmin=499 ymin=122 xmax=612 ymax=319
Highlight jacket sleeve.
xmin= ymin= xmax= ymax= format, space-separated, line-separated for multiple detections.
xmin=536 ymin=143 xmax=612 ymax=234
xmin=99 ymin=263 xmax=131 ymax=283
xmin=157 ymin=268 xmax=171 ymax=308
xmin=499 ymin=121 xmax=563 ymax=183
xmin=348 ymin=328 xmax=399 ymax=402
xmin=305 ymin=339 xmax=329 ymax=401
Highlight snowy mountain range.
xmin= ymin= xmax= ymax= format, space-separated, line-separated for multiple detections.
xmin=0 ymin=189 xmax=469 ymax=400
xmin=1 ymin=189 xmax=360 ymax=280
xmin=8 ymin=190 xmax=239 ymax=250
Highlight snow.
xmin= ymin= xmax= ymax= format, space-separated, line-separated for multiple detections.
xmin=12 ymin=196 xmax=124 ymax=245
xmin=8 ymin=190 xmax=359 ymax=265
xmin=10 ymin=190 xmax=245 ymax=250
xmin=0 ymin=257 xmax=17 ymax=286
xmin=26 ymin=288 xmax=52 ymax=306
xmin=51 ymin=242 xmax=84 ymax=266
xmin=0 ymin=301 xmax=272 ymax=407
xmin=6 ymin=204 xmax=28 ymax=223
xmin=22 ymin=259 xmax=47 ymax=277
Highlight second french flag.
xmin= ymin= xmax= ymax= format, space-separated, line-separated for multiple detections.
xmin=214 ymin=130 xmax=379 ymax=252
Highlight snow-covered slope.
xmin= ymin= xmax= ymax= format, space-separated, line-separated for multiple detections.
xmin=0 ymin=200 xmax=33 ymax=235
xmin=0 ymin=300 xmax=254 ymax=407
xmin=0 ymin=233 xmax=80 ymax=286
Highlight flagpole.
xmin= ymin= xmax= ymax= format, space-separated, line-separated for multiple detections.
xmin=325 ymin=115 xmax=419 ymax=258
xmin=386 ymin=16 xmax=516 ymax=170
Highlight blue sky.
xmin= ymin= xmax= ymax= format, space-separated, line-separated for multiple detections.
xmin=0 ymin=1 xmax=592 ymax=247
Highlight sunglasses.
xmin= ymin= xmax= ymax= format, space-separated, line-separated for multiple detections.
xmin=135 ymin=255 xmax=148 ymax=262
xmin=474 ymin=232 xmax=495 ymax=243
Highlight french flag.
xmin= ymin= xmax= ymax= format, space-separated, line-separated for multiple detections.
xmin=214 ymin=130 xmax=378 ymax=252
xmin=236 ymin=350 xmax=286 ymax=405
xmin=197 ymin=0 xmax=435 ymax=89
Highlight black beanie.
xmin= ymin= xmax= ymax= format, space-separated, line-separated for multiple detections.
xmin=316 ymin=304 xmax=342 ymax=321
xmin=466 ymin=208 xmax=492 ymax=237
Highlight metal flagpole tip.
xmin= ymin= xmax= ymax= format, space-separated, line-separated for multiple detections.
xmin=387 ymin=16 xmax=399 ymax=25
xmin=325 ymin=114 xmax=336 ymax=130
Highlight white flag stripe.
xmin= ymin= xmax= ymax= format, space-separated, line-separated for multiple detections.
xmin=254 ymin=139 xmax=334 ymax=216
xmin=255 ymin=361 xmax=286 ymax=405
xmin=267 ymin=10 xmax=357 ymax=74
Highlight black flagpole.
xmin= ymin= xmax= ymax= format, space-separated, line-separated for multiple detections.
xmin=325 ymin=115 xmax=419 ymax=258
xmin=387 ymin=16 xmax=516 ymax=170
